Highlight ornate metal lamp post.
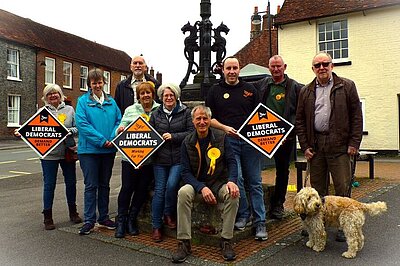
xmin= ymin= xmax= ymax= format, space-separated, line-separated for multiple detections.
xmin=180 ymin=0 xmax=229 ymax=101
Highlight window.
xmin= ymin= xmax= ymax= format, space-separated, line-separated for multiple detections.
xmin=45 ymin=57 xmax=55 ymax=84
xmin=7 ymin=49 xmax=20 ymax=80
xmin=318 ymin=19 xmax=348 ymax=62
xmin=121 ymin=75 xmax=127 ymax=81
xmin=8 ymin=95 xmax=21 ymax=127
xmin=63 ymin=61 xmax=72 ymax=88
xmin=80 ymin=66 xmax=88 ymax=91
xmin=103 ymin=71 xmax=111 ymax=94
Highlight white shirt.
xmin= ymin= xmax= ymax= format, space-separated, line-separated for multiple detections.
xmin=130 ymin=77 xmax=146 ymax=103
xmin=92 ymin=91 xmax=105 ymax=105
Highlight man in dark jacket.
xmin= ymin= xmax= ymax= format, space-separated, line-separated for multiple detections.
xmin=254 ymin=55 xmax=303 ymax=220
xmin=114 ymin=55 xmax=160 ymax=114
xmin=206 ymin=56 xmax=267 ymax=241
xmin=296 ymin=52 xmax=363 ymax=241
xmin=172 ymin=105 xmax=239 ymax=263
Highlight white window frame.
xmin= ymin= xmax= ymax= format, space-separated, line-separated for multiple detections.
xmin=120 ymin=74 xmax=127 ymax=81
xmin=45 ymin=57 xmax=55 ymax=84
xmin=7 ymin=95 xmax=21 ymax=127
xmin=7 ymin=48 xmax=21 ymax=81
xmin=63 ymin=61 xmax=72 ymax=88
xmin=317 ymin=18 xmax=349 ymax=63
xmin=103 ymin=71 xmax=111 ymax=94
xmin=80 ymin=66 xmax=88 ymax=91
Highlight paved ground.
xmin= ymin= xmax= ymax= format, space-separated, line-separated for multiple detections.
xmin=2 ymin=138 xmax=399 ymax=265
xmin=68 ymin=154 xmax=400 ymax=264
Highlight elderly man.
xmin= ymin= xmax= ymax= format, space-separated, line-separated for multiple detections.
xmin=254 ymin=55 xmax=303 ymax=220
xmin=172 ymin=105 xmax=239 ymax=263
xmin=205 ymin=56 xmax=267 ymax=241
xmin=296 ymin=52 xmax=363 ymax=241
xmin=114 ymin=55 xmax=160 ymax=114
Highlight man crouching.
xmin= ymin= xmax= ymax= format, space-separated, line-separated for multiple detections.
xmin=172 ymin=105 xmax=240 ymax=263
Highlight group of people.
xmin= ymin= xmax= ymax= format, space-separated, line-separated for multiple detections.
xmin=19 ymin=51 xmax=362 ymax=263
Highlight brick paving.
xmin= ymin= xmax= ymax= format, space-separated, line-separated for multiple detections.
xmin=75 ymin=160 xmax=400 ymax=264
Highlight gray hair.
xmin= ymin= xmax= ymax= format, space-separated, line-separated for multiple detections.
xmin=191 ymin=105 xmax=212 ymax=119
xmin=157 ymin=83 xmax=181 ymax=100
xmin=269 ymin=55 xmax=285 ymax=65
xmin=41 ymin=83 xmax=65 ymax=104
xmin=312 ymin=51 xmax=333 ymax=64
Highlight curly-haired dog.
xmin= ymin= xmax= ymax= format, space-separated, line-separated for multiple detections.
xmin=293 ymin=187 xmax=387 ymax=258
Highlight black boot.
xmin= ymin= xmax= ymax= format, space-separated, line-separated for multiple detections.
xmin=127 ymin=207 xmax=139 ymax=236
xmin=42 ymin=209 xmax=55 ymax=230
xmin=115 ymin=215 xmax=127 ymax=238
xmin=68 ymin=204 xmax=83 ymax=224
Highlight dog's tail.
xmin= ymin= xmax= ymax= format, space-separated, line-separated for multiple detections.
xmin=362 ymin=201 xmax=387 ymax=216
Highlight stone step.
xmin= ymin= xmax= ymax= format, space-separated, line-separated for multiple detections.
xmin=134 ymin=183 xmax=282 ymax=247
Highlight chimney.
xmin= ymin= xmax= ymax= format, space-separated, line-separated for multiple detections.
xmin=250 ymin=6 xmax=262 ymax=41
xmin=156 ymin=71 xmax=162 ymax=84
xmin=150 ymin=66 xmax=155 ymax=77
xmin=262 ymin=5 xmax=269 ymax=32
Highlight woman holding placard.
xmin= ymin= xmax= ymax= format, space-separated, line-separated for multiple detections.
xmin=15 ymin=84 xmax=82 ymax=230
xmin=114 ymin=81 xmax=160 ymax=238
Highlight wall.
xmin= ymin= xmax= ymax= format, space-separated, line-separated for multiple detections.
xmin=36 ymin=51 xmax=131 ymax=109
xmin=0 ymin=40 xmax=37 ymax=138
xmin=278 ymin=6 xmax=400 ymax=151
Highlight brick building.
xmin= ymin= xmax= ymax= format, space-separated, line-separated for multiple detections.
xmin=235 ymin=6 xmax=279 ymax=70
xmin=0 ymin=9 xmax=132 ymax=139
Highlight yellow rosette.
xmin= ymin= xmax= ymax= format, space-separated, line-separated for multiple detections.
xmin=207 ymin=147 xmax=221 ymax=175
xmin=57 ymin=113 xmax=67 ymax=124
xmin=141 ymin=113 xmax=150 ymax=122
xmin=275 ymin=93 xmax=285 ymax=101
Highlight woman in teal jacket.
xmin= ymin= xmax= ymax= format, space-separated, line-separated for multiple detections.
xmin=75 ymin=68 xmax=121 ymax=235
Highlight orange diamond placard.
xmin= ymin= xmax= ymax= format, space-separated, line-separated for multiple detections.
xmin=238 ymin=103 xmax=294 ymax=158
xmin=112 ymin=116 xmax=164 ymax=169
xmin=17 ymin=107 xmax=70 ymax=158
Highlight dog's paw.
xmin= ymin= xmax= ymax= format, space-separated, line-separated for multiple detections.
xmin=342 ymin=251 xmax=356 ymax=259
xmin=312 ymin=245 xmax=325 ymax=252
xmin=306 ymin=240 xmax=314 ymax=248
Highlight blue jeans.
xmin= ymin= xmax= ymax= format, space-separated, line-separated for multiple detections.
xmin=41 ymin=159 xmax=77 ymax=210
xmin=152 ymin=164 xmax=182 ymax=229
xmin=227 ymin=137 xmax=265 ymax=225
xmin=79 ymin=153 xmax=116 ymax=225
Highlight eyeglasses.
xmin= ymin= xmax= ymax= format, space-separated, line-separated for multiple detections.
xmin=313 ymin=62 xmax=331 ymax=68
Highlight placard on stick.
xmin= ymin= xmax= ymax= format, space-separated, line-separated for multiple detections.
xmin=238 ymin=103 xmax=294 ymax=158
xmin=112 ymin=116 xmax=164 ymax=169
xmin=17 ymin=106 xmax=70 ymax=158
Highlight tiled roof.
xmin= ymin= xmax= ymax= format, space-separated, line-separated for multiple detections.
xmin=0 ymin=9 xmax=130 ymax=72
xmin=275 ymin=0 xmax=400 ymax=25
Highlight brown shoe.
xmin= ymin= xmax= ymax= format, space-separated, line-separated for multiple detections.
xmin=164 ymin=215 xmax=177 ymax=229
xmin=42 ymin=209 xmax=55 ymax=230
xmin=68 ymin=204 xmax=83 ymax=224
xmin=152 ymin=228 xmax=163 ymax=242
xmin=172 ymin=240 xmax=191 ymax=263
xmin=220 ymin=240 xmax=236 ymax=261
